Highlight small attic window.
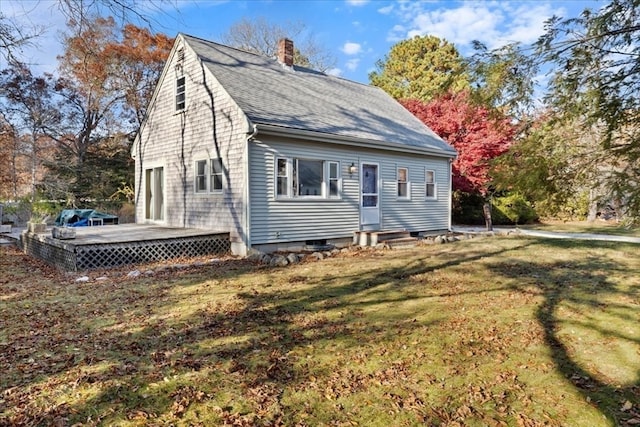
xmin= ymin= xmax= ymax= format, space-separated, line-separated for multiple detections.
xmin=177 ymin=48 xmax=185 ymax=62
xmin=175 ymin=76 xmax=185 ymax=111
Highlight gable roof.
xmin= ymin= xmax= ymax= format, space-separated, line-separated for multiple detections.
xmin=182 ymin=34 xmax=456 ymax=157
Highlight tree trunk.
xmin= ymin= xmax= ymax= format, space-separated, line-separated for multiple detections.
xmin=587 ymin=188 xmax=598 ymax=222
xmin=483 ymin=202 xmax=493 ymax=231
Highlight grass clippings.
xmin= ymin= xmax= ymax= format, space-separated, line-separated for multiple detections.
xmin=1 ymin=235 xmax=639 ymax=426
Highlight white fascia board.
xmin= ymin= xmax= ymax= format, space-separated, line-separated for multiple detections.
xmin=253 ymin=123 xmax=457 ymax=159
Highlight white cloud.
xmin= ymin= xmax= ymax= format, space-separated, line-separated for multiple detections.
xmin=346 ymin=0 xmax=369 ymax=6
xmin=500 ymin=3 xmax=566 ymax=46
xmin=346 ymin=58 xmax=360 ymax=71
xmin=386 ymin=1 xmax=568 ymax=52
xmin=387 ymin=24 xmax=407 ymax=42
xmin=406 ymin=4 xmax=503 ymax=48
xmin=341 ymin=42 xmax=362 ymax=55
xmin=327 ymin=67 xmax=343 ymax=76
xmin=378 ymin=5 xmax=394 ymax=15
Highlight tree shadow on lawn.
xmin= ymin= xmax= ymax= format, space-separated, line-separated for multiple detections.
xmin=2 ymin=240 xmax=540 ymax=425
xmin=486 ymin=238 xmax=640 ymax=426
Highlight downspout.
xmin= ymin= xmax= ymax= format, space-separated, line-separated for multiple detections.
xmin=243 ymin=123 xmax=259 ymax=254
xmin=248 ymin=123 xmax=258 ymax=140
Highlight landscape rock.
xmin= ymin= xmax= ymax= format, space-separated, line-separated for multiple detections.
xmin=270 ymin=255 xmax=288 ymax=267
xmin=127 ymin=270 xmax=141 ymax=278
xmin=247 ymin=252 xmax=263 ymax=262
xmin=286 ymin=253 xmax=299 ymax=264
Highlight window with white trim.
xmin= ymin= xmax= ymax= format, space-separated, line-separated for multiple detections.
xmin=397 ymin=167 xmax=409 ymax=199
xmin=328 ymin=161 xmax=339 ymax=198
xmin=210 ymin=158 xmax=223 ymax=191
xmin=194 ymin=158 xmax=223 ymax=193
xmin=176 ymin=76 xmax=185 ymax=111
xmin=195 ymin=160 xmax=207 ymax=193
xmin=276 ymin=157 xmax=341 ymax=199
xmin=276 ymin=158 xmax=289 ymax=197
xmin=294 ymin=158 xmax=323 ymax=196
xmin=425 ymin=169 xmax=437 ymax=199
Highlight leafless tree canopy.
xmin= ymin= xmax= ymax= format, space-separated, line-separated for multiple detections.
xmin=1 ymin=0 xmax=174 ymax=63
xmin=220 ymin=17 xmax=336 ymax=72
xmin=0 ymin=9 xmax=44 ymax=63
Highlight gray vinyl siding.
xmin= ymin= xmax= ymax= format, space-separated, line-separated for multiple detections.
xmin=249 ymin=139 xmax=360 ymax=244
xmin=249 ymin=136 xmax=451 ymax=245
xmin=134 ymin=38 xmax=248 ymax=247
xmin=380 ymin=159 xmax=450 ymax=231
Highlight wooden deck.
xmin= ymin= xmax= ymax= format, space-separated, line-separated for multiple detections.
xmin=21 ymin=224 xmax=230 ymax=271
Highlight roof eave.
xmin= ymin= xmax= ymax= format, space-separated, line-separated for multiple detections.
xmin=253 ymin=123 xmax=457 ymax=159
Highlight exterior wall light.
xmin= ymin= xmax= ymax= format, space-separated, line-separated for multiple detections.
xmin=349 ymin=162 xmax=357 ymax=177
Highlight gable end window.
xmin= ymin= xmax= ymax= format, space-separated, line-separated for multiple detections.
xmin=397 ymin=167 xmax=409 ymax=199
xmin=210 ymin=158 xmax=223 ymax=191
xmin=176 ymin=76 xmax=186 ymax=111
xmin=426 ymin=169 xmax=437 ymax=199
xmin=194 ymin=158 xmax=223 ymax=193
xmin=276 ymin=157 xmax=341 ymax=199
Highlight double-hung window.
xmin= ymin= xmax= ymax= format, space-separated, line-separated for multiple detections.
xmin=328 ymin=161 xmax=339 ymax=197
xmin=195 ymin=160 xmax=207 ymax=193
xmin=194 ymin=158 xmax=223 ymax=193
xmin=175 ymin=76 xmax=186 ymax=111
xmin=397 ymin=167 xmax=409 ymax=199
xmin=210 ymin=158 xmax=223 ymax=191
xmin=276 ymin=158 xmax=290 ymax=197
xmin=276 ymin=157 xmax=341 ymax=199
xmin=425 ymin=169 xmax=437 ymax=199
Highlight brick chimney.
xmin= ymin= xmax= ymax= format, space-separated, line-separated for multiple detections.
xmin=277 ymin=38 xmax=294 ymax=67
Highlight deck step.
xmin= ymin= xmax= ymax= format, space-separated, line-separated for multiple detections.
xmin=354 ymin=229 xmax=412 ymax=246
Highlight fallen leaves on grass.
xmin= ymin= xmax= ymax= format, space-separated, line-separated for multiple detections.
xmin=2 ymin=239 xmax=638 ymax=426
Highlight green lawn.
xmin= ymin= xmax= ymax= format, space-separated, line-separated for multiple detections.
xmin=1 ymin=235 xmax=639 ymax=426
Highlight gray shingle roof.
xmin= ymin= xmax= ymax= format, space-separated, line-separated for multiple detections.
xmin=182 ymin=34 xmax=456 ymax=156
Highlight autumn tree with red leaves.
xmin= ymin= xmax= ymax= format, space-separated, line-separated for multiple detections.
xmin=402 ymin=91 xmax=515 ymax=196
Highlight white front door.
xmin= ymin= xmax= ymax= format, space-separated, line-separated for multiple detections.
xmin=360 ymin=162 xmax=380 ymax=229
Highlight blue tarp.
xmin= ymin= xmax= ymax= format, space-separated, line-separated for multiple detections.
xmin=54 ymin=209 xmax=119 ymax=227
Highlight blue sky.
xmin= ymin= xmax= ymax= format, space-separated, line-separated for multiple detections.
xmin=4 ymin=0 xmax=601 ymax=84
